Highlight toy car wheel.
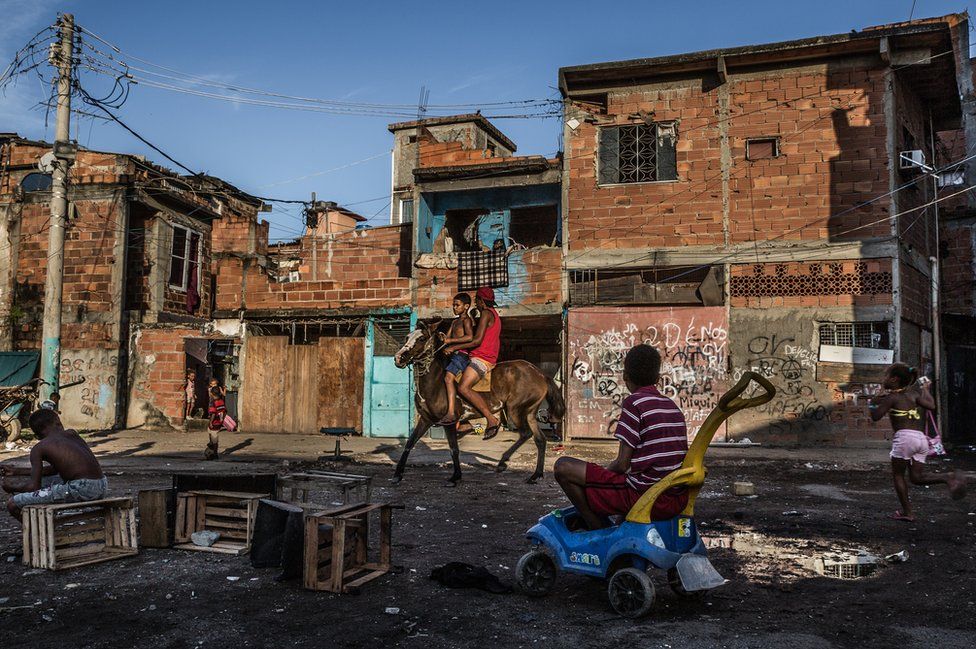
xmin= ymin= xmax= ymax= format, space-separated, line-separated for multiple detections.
xmin=607 ymin=567 xmax=655 ymax=618
xmin=668 ymin=568 xmax=705 ymax=600
xmin=516 ymin=550 xmax=557 ymax=597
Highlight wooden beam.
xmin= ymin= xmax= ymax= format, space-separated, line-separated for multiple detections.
xmin=717 ymin=55 xmax=728 ymax=84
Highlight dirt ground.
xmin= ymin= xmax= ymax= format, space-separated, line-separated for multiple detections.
xmin=2 ymin=436 xmax=976 ymax=649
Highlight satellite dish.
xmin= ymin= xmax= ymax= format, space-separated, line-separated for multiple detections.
xmin=37 ymin=151 xmax=57 ymax=173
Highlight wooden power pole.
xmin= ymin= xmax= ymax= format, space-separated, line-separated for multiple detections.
xmin=39 ymin=13 xmax=75 ymax=400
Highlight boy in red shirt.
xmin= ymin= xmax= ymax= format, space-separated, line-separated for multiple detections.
xmin=554 ymin=344 xmax=689 ymax=530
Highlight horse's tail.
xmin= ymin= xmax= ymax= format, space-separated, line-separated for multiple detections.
xmin=544 ymin=376 xmax=566 ymax=423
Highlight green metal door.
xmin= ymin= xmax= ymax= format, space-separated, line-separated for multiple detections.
xmin=363 ymin=317 xmax=413 ymax=438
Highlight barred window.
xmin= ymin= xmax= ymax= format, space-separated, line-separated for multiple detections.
xmin=598 ymin=122 xmax=677 ymax=185
xmin=818 ymin=322 xmax=891 ymax=349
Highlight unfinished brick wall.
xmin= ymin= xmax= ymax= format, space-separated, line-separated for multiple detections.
xmin=216 ymin=224 xmax=412 ymax=313
xmin=127 ymin=325 xmax=198 ymax=428
xmin=729 ymin=259 xmax=894 ymax=308
xmin=941 ymin=218 xmax=976 ymax=316
xmin=10 ymin=196 xmax=125 ymax=351
xmin=566 ymin=61 xmax=894 ymax=251
xmin=899 ymin=259 xmax=932 ymax=327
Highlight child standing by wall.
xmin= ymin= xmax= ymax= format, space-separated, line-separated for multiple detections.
xmin=869 ymin=362 xmax=966 ymax=521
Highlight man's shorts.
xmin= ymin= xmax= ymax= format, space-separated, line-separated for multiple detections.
xmin=11 ymin=476 xmax=108 ymax=508
xmin=443 ymin=351 xmax=470 ymax=376
xmin=584 ymin=463 xmax=688 ymax=520
xmin=468 ymin=356 xmax=494 ymax=378
xmin=890 ymin=429 xmax=929 ymax=464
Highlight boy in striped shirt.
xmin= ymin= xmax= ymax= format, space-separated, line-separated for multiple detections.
xmin=554 ymin=344 xmax=689 ymax=530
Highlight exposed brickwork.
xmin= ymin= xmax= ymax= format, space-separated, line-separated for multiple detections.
xmin=941 ymin=218 xmax=976 ymax=316
xmin=729 ymin=259 xmax=894 ymax=308
xmin=899 ymin=259 xmax=932 ymax=327
xmin=217 ymin=224 xmax=412 ymax=313
xmin=129 ymin=325 xmax=197 ymax=426
xmin=566 ymin=64 xmax=894 ymax=252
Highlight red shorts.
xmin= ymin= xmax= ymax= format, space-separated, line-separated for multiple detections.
xmin=584 ymin=463 xmax=689 ymax=520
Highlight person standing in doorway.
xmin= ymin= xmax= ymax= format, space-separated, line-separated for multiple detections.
xmin=182 ymin=370 xmax=196 ymax=426
xmin=446 ymin=286 xmax=503 ymax=440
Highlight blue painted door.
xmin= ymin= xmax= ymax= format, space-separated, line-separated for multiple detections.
xmin=364 ymin=319 xmax=413 ymax=438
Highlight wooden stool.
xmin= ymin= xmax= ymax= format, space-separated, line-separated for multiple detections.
xmin=21 ymin=497 xmax=138 ymax=570
xmin=303 ymin=502 xmax=394 ymax=593
xmin=173 ymin=490 xmax=265 ymax=555
xmin=276 ymin=471 xmax=372 ymax=510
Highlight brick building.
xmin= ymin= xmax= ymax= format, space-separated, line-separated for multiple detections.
xmin=558 ymin=15 xmax=975 ymax=445
xmin=0 ymin=135 xmax=265 ymax=431
xmin=390 ymin=114 xmax=564 ymax=378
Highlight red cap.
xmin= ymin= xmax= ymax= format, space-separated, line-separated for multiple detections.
xmin=476 ymin=286 xmax=495 ymax=302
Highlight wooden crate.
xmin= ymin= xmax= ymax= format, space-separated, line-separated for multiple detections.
xmin=138 ymin=488 xmax=176 ymax=548
xmin=276 ymin=471 xmax=372 ymax=511
xmin=303 ymin=502 xmax=394 ymax=593
xmin=21 ymin=497 xmax=138 ymax=570
xmin=173 ymin=490 xmax=264 ymax=555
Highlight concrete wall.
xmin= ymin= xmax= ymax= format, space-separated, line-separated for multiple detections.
xmin=727 ymin=305 xmax=892 ymax=445
xmin=59 ymin=348 xmax=119 ymax=430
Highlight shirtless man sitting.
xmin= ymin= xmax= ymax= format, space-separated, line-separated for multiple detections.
xmin=2 ymin=409 xmax=107 ymax=522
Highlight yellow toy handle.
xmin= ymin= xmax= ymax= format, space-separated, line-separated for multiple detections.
xmin=625 ymin=371 xmax=776 ymax=524
xmin=718 ymin=372 xmax=776 ymax=412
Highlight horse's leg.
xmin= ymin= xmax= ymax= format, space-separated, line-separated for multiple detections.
xmin=393 ymin=416 xmax=431 ymax=483
xmin=525 ymin=409 xmax=547 ymax=484
xmin=496 ymin=408 xmax=529 ymax=474
xmin=445 ymin=423 xmax=462 ymax=486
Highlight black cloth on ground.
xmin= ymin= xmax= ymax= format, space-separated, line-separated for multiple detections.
xmin=429 ymin=561 xmax=512 ymax=594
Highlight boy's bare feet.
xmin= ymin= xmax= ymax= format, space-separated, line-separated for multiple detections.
xmin=948 ymin=471 xmax=967 ymax=501
xmin=891 ymin=510 xmax=915 ymax=522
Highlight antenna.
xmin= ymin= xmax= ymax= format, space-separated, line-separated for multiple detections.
xmin=417 ymin=85 xmax=430 ymax=120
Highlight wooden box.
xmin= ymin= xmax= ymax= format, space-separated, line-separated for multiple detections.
xmin=276 ymin=471 xmax=372 ymax=511
xmin=303 ymin=502 xmax=393 ymax=593
xmin=173 ymin=490 xmax=265 ymax=555
xmin=21 ymin=497 xmax=138 ymax=570
xmin=138 ymin=488 xmax=176 ymax=548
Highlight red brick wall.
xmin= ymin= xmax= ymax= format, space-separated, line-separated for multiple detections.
xmin=941 ymin=219 xmax=976 ymax=316
xmin=217 ymin=224 xmax=412 ymax=313
xmin=11 ymin=197 xmax=124 ymax=350
xmin=899 ymin=259 xmax=932 ymax=327
xmin=128 ymin=325 xmax=196 ymax=427
xmin=566 ymin=63 xmax=892 ymax=251
xmin=729 ymin=259 xmax=894 ymax=308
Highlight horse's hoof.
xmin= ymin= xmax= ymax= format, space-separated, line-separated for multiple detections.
xmin=525 ymin=474 xmax=542 ymax=484
xmin=391 ymin=474 xmax=403 ymax=484
xmin=495 ymin=463 xmax=508 ymax=473
xmin=443 ymin=476 xmax=462 ymax=488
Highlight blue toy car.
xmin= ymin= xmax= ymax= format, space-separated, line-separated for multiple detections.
xmin=516 ymin=372 xmax=775 ymax=618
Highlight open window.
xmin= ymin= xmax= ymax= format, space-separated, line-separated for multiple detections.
xmin=168 ymin=224 xmax=202 ymax=291
xmin=509 ymin=206 xmax=559 ymax=248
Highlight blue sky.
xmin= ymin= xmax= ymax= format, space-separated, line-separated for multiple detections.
xmin=0 ymin=0 xmax=968 ymax=240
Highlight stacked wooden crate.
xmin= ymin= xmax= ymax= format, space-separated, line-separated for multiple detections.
xmin=21 ymin=497 xmax=138 ymax=570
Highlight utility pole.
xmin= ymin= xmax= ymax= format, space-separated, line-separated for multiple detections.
xmin=39 ymin=13 xmax=75 ymax=400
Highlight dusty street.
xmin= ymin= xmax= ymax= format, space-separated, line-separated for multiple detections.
xmin=1 ymin=432 xmax=975 ymax=649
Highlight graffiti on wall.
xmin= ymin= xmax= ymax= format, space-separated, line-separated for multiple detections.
xmin=742 ymin=334 xmax=821 ymax=420
xmin=567 ymin=308 xmax=728 ymax=440
xmin=59 ymin=352 xmax=118 ymax=426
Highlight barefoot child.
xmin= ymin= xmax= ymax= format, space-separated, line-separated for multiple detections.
xmin=3 ymin=409 xmax=107 ymax=522
xmin=553 ymin=344 xmax=689 ymax=530
xmin=869 ymin=362 xmax=966 ymax=521
xmin=436 ymin=293 xmax=473 ymax=425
